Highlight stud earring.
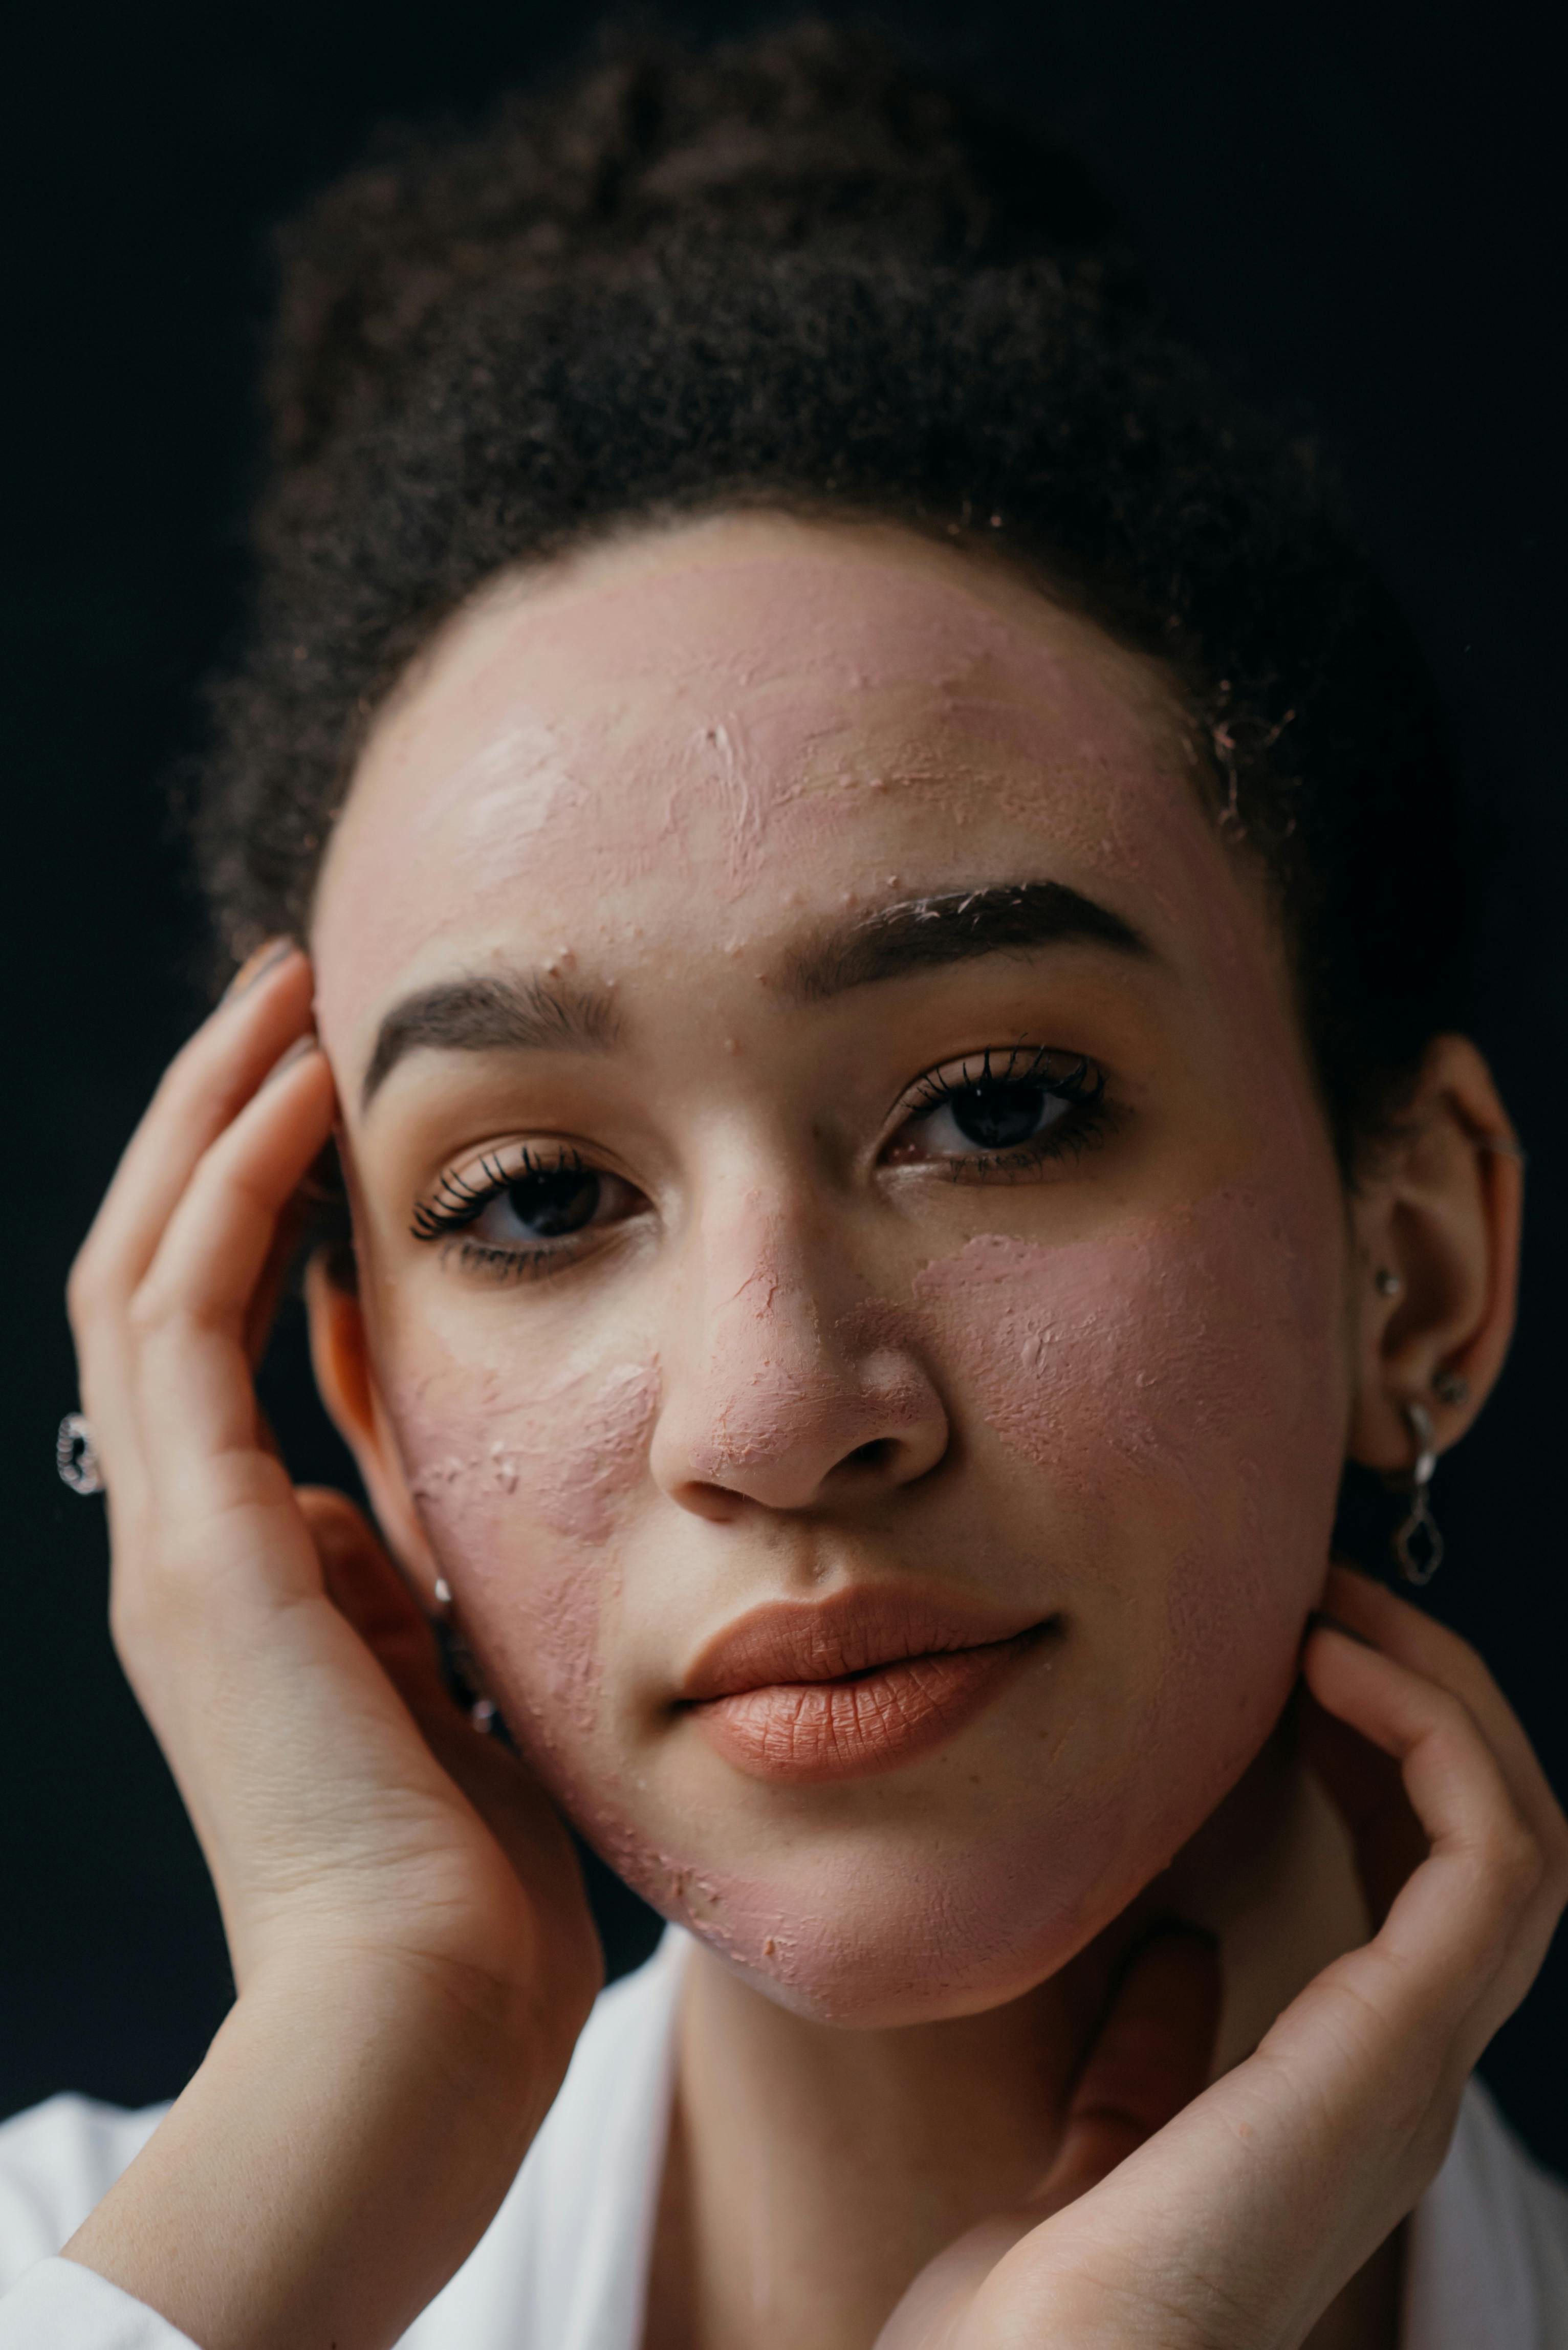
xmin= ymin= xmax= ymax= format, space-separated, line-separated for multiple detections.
xmin=1389 ymin=1398 xmax=1443 ymax=1585
xmin=1432 ymin=1366 xmax=1470 ymax=1408
xmin=429 ymin=1578 xmax=501 ymax=1733
xmin=1375 ymin=1269 xmax=1402 ymax=1298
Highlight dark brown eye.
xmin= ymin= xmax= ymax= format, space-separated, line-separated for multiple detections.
xmin=946 ymin=1077 xmax=1060 ymax=1150
xmin=500 ymin=1162 xmax=601 ymax=1238
xmin=886 ymin=1049 xmax=1106 ymax=1168
xmin=411 ymin=1146 xmax=642 ymax=1256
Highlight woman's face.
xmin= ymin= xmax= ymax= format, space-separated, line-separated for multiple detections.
xmin=312 ymin=511 xmax=1353 ymax=2026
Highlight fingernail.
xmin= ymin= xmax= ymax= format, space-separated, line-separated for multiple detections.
xmin=224 ymin=937 xmax=297 ymax=1004
xmin=261 ymin=1033 xmax=321 ymax=1090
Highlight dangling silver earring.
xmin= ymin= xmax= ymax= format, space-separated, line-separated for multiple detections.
xmin=1389 ymin=1399 xmax=1443 ymax=1585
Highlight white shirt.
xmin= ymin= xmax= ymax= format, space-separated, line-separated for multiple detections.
xmin=2 ymin=1927 xmax=1564 ymax=2348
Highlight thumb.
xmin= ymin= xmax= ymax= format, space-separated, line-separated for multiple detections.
xmin=1026 ymin=1925 xmax=1222 ymax=2217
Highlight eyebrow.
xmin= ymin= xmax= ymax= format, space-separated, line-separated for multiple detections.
xmin=360 ymin=881 xmax=1147 ymax=1111
xmin=361 ymin=973 xmax=619 ymax=1109
xmin=779 ymin=882 xmax=1149 ymax=1004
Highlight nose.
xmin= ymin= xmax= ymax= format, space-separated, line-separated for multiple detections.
xmin=648 ymin=1186 xmax=949 ymax=1520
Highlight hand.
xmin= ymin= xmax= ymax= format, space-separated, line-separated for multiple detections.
xmin=63 ymin=943 xmax=601 ymax=2349
xmin=875 ymin=1566 xmax=1568 ymax=2350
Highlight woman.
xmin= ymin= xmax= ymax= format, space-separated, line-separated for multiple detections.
xmin=5 ymin=23 xmax=1564 ymax=2348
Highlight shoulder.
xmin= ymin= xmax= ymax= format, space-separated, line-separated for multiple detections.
xmin=1405 ymin=2076 xmax=1568 ymax=2349
xmin=0 ymin=2090 xmax=170 ymax=2283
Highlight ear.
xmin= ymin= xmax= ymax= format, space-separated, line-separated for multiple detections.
xmin=303 ymin=1251 xmax=444 ymax=1603
xmin=1346 ymin=1035 xmax=1524 ymax=1474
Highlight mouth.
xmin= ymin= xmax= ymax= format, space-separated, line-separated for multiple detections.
xmin=678 ymin=1587 xmax=1056 ymax=1786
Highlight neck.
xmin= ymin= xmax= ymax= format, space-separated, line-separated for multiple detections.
xmin=644 ymin=1734 xmax=1403 ymax=2350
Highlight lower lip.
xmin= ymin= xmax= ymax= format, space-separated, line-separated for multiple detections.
xmin=688 ymin=1632 xmax=1042 ymax=1785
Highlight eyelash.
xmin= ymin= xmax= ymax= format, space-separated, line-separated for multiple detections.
xmin=409 ymin=1148 xmax=541 ymax=1242
xmin=410 ymin=1146 xmax=596 ymax=1282
xmin=898 ymin=1046 xmax=1111 ymax=1183
xmin=409 ymin=1047 xmax=1113 ymax=1281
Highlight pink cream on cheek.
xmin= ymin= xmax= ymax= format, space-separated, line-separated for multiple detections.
xmin=895 ymin=1186 xmax=1344 ymax=1970
xmin=386 ymin=1347 xmax=660 ymax=1755
xmin=909 ymin=1178 xmax=1346 ymax=1704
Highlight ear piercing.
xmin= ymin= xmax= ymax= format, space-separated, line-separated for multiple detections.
xmin=430 ymin=1579 xmax=503 ymax=1735
xmin=1374 ymin=1271 xmax=1470 ymax=1410
xmin=1389 ymin=1398 xmax=1444 ymax=1585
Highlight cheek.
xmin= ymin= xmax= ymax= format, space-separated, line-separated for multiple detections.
xmin=912 ymin=1182 xmax=1347 ymax=1735
xmin=383 ymin=1339 xmax=659 ymax=1759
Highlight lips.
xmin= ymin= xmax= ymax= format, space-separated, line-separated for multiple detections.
xmin=679 ymin=1586 xmax=1051 ymax=1785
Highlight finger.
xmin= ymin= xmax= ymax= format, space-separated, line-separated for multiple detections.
xmin=300 ymin=1494 xmax=596 ymax=1924
xmin=242 ymin=1186 xmax=316 ymax=1373
xmin=300 ymin=1491 xmax=455 ymax=1728
xmin=1321 ymin=1565 xmax=1566 ymax=1860
xmin=1302 ymin=1625 xmax=1557 ymax=2062
xmin=117 ymin=1048 xmax=337 ymax=1498
xmin=1030 ymin=1928 xmax=1221 ymax=2213
xmin=952 ymin=1634 xmax=1563 ymax=2348
xmin=1297 ymin=1687 xmax=1427 ymax=1926
xmin=244 ymin=1140 xmax=347 ymax=1370
xmin=69 ymin=946 xmax=313 ymax=1317
xmin=69 ymin=955 xmax=318 ymax=1499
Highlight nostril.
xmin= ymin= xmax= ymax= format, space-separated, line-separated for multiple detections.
xmin=844 ymin=1437 xmax=898 ymax=1473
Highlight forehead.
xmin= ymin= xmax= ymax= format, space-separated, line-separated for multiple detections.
xmin=312 ymin=512 xmax=1235 ymax=1050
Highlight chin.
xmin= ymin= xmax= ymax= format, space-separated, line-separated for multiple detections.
xmin=566 ymin=1785 xmax=1175 ymax=2028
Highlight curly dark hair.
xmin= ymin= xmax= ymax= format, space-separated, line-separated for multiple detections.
xmin=194 ymin=16 xmax=1473 ymax=1172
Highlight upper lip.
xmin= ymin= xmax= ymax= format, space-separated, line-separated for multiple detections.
xmin=678 ymin=1584 xmax=1049 ymax=1704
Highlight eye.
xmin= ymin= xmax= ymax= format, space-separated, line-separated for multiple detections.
xmin=471 ymin=1157 xmax=621 ymax=1243
xmin=411 ymin=1145 xmax=644 ymax=1273
xmin=884 ymin=1048 xmax=1107 ymax=1172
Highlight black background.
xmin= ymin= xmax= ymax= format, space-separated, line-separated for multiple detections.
xmin=5 ymin=0 xmax=1565 ymax=2174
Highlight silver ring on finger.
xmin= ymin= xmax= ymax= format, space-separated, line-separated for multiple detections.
xmin=56 ymin=1413 xmax=104 ymax=1496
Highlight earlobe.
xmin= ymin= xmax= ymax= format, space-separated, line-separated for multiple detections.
xmin=302 ymin=1252 xmax=442 ymax=1592
xmin=1345 ymin=1035 xmax=1523 ymax=1476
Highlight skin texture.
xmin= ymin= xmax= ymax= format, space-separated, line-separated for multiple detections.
xmin=310 ymin=510 xmax=1354 ymax=2026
